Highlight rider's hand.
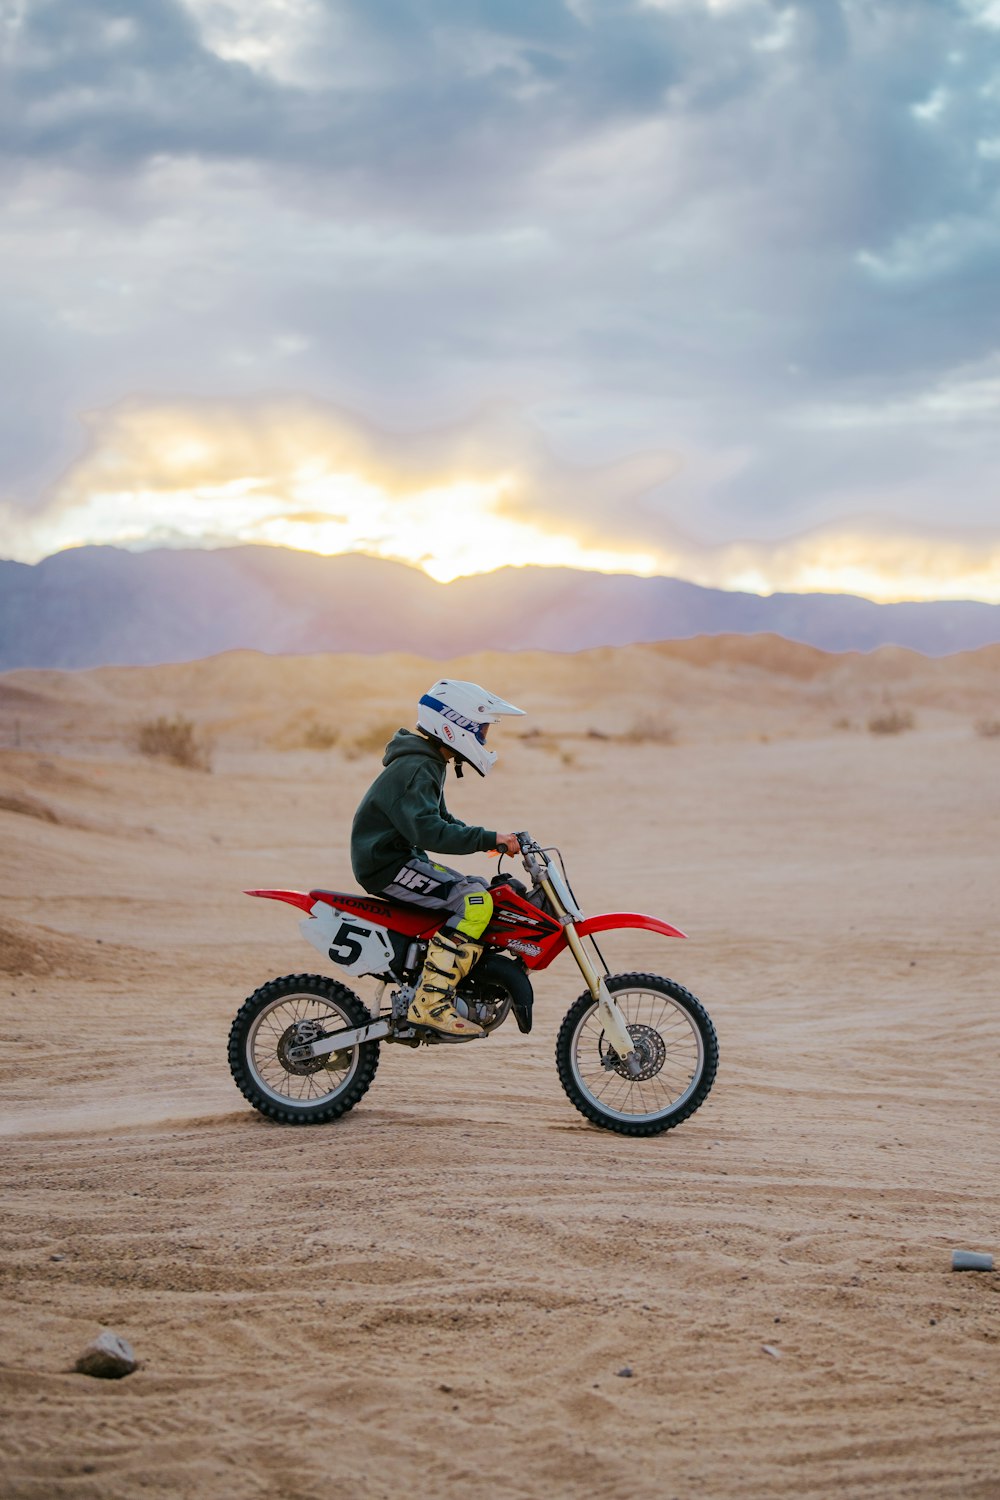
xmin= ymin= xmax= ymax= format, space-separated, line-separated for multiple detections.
xmin=496 ymin=833 xmax=521 ymax=857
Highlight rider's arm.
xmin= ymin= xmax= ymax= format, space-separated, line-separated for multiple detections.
xmin=392 ymin=764 xmax=497 ymax=857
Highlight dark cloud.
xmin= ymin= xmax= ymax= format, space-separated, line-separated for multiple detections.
xmin=2 ymin=0 xmax=283 ymax=170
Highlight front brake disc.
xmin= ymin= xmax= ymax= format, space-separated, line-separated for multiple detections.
xmin=601 ymin=1022 xmax=667 ymax=1081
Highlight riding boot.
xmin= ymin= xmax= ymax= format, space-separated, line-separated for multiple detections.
xmin=407 ymin=931 xmax=486 ymax=1040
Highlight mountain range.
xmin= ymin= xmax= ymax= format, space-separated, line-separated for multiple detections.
xmin=1 ymin=545 xmax=999 ymax=669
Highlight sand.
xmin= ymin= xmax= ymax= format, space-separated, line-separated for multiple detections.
xmin=1 ymin=640 xmax=999 ymax=1498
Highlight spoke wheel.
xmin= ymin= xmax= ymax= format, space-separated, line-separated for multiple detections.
xmin=228 ymin=973 xmax=379 ymax=1124
xmin=556 ymin=973 xmax=718 ymax=1136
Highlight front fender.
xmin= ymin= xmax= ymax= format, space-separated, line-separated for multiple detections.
xmin=577 ymin=911 xmax=687 ymax=943
xmin=527 ymin=911 xmax=686 ymax=970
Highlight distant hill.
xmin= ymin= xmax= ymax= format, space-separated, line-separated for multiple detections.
xmin=1 ymin=545 xmax=998 ymax=668
xmin=4 ymin=637 xmax=999 ymax=755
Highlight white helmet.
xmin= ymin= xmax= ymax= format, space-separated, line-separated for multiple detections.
xmin=417 ymin=679 xmax=525 ymax=777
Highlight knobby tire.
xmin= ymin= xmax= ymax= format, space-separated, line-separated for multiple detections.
xmin=555 ymin=971 xmax=718 ymax=1136
xmin=228 ymin=972 xmax=380 ymax=1125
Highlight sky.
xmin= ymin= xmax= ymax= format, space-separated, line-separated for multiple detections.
xmin=1 ymin=0 xmax=999 ymax=600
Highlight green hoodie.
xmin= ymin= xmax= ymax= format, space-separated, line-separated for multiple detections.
xmin=350 ymin=729 xmax=498 ymax=893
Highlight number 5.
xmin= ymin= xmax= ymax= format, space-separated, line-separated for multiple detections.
xmin=328 ymin=921 xmax=370 ymax=967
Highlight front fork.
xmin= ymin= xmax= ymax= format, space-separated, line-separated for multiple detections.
xmin=561 ymin=920 xmax=637 ymax=1062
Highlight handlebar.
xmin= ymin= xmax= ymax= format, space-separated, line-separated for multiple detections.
xmin=502 ymin=831 xmax=545 ymax=881
xmin=494 ymin=831 xmax=584 ymax=922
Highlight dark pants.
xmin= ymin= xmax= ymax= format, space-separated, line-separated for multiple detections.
xmin=379 ymin=857 xmax=494 ymax=940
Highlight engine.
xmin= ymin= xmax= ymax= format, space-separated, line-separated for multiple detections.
xmin=388 ymin=952 xmax=534 ymax=1037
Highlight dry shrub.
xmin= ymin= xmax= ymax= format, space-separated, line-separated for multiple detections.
xmin=343 ymin=720 xmax=403 ymax=760
xmin=270 ymin=714 xmax=340 ymax=750
xmin=300 ymin=719 xmax=339 ymax=750
xmin=623 ymin=716 xmax=677 ymax=746
xmin=135 ymin=715 xmax=212 ymax=770
xmin=867 ymin=708 xmax=915 ymax=736
xmin=974 ymin=718 xmax=1000 ymax=739
xmin=518 ymin=728 xmax=569 ymax=759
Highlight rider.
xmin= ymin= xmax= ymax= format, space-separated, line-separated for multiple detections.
xmin=350 ymin=680 xmax=524 ymax=1040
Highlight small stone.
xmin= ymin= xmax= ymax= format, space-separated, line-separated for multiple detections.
xmin=438 ymin=1383 xmax=453 ymax=1393
xmin=616 ymin=1366 xmax=633 ymax=1379
xmin=74 ymin=1331 xmax=138 ymax=1379
xmin=50 ymin=1254 xmax=65 ymax=1262
xmin=761 ymin=1344 xmax=782 ymax=1359
xmin=952 ymin=1251 xmax=994 ymax=1272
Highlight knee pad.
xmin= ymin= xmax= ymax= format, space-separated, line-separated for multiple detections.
xmin=454 ymin=888 xmax=494 ymax=941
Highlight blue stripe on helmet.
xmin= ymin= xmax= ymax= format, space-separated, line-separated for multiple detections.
xmin=419 ymin=693 xmax=489 ymax=744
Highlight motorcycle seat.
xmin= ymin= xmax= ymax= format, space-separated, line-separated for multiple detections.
xmin=308 ymin=888 xmax=441 ymax=938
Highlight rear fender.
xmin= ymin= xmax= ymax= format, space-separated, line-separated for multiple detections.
xmin=247 ymin=888 xmax=442 ymax=939
xmin=245 ymin=889 xmax=315 ymax=912
xmin=528 ymin=911 xmax=687 ymax=971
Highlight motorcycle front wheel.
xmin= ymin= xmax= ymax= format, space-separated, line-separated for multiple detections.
xmin=228 ymin=973 xmax=380 ymax=1124
xmin=555 ymin=972 xmax=718 ymax=1136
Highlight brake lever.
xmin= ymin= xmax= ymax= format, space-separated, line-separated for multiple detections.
xmin=515 ymin=833 xmax=545 ymax=881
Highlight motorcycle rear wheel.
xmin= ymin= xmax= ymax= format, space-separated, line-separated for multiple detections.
xmin=228 ymin=973 xmax=379 ymax=1124
xmin=556 ymin=972 xmax=717 ymax=1136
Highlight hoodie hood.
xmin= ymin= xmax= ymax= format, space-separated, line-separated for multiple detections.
xmin=382 ymin=728 xmax=444 ymax=768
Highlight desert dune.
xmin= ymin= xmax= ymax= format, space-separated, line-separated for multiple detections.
xmin=1 ymin=637 xmax=998 ymax=1498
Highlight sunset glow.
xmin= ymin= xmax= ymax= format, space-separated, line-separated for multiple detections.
xmin=3 ymin=402 xmax=998 ymax=605
xmin=5 ymin=453 xmax=662 ymax=587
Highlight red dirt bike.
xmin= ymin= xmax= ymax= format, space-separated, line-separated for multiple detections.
xmin=228 ymin=832 xmax=718 ymax=1136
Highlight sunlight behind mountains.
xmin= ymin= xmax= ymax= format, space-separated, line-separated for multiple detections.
xmin=3 ymin=399 xmax=1000 ymax=604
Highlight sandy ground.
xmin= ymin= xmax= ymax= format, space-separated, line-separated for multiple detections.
xmin=1 ymin=642 xmax=999 ymax=1498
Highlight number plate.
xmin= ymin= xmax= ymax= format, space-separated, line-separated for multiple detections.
xmin=299 ymin=902 xmax=395 ymax=977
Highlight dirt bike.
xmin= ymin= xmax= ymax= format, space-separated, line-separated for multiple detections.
xmin=228 ymin=832 xmax=718 ymax=1136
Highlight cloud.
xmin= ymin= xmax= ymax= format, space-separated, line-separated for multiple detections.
xmin=3 ymin=394 xmax=999 ymax=602
xmin=0 ymin=397 xmax=676 ymax=579
xmin=1 ymin=0 xmax=999 ymax=596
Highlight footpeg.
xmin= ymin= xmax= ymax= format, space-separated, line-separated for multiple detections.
xmin=411 ymin=1022 xmax=487 ymax=1044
